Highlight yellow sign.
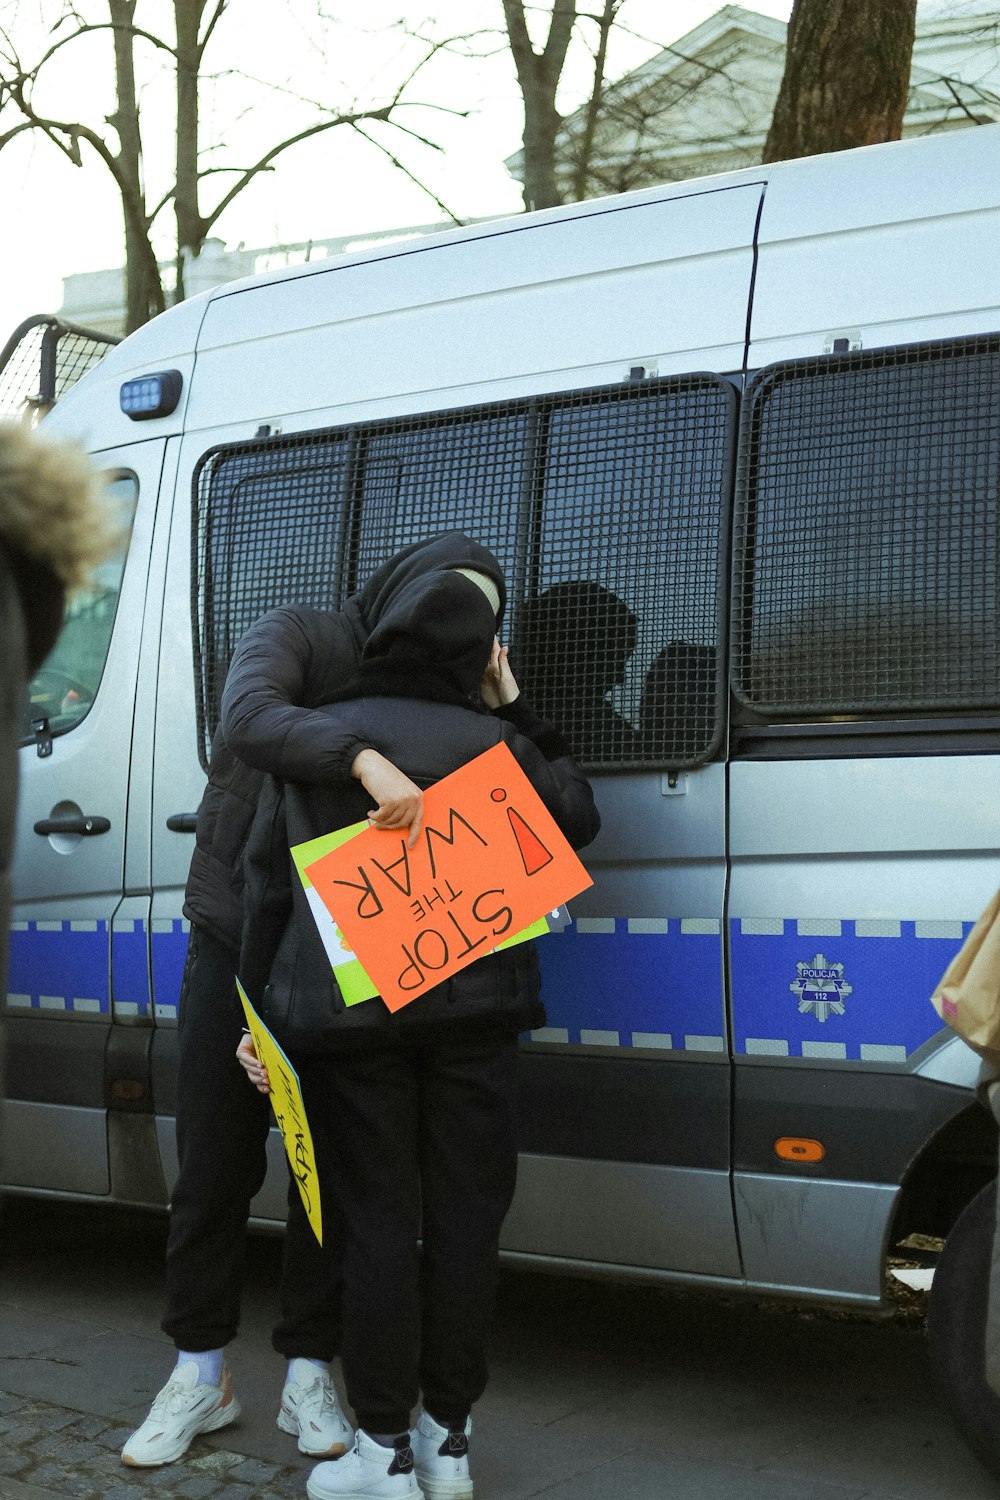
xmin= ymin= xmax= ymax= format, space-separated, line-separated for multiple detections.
xmin=237 ymin=978 xmax=322 ymax=1246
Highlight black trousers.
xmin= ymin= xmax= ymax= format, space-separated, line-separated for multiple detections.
xmin=161 ymin=925 xmax=342 ymax=1357
xmin=299 ymin=1033 xmax=520 ymax=1435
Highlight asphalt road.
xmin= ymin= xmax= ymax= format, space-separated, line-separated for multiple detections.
xmin=0 ymin=1195 xmax=996 ymax=1500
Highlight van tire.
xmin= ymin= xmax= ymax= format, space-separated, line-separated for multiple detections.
xmin=926 ymin=1179 xmax=1000 ymax=1475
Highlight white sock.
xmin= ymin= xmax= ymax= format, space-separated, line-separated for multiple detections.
xmin=176 ymin=1348 xmax=224 ymax=1386
xmin=289 ymin=1357 xmax=329 ymax=1382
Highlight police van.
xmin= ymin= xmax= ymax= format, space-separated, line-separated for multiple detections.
xmin=5 ymin=122 xmax=1000 ymax=1456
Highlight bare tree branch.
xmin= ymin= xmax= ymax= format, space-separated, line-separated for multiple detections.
xmin=200 ymin=104 xmax=394 ymax=233
xmin=0 ymin=2 xmax=492 ymax=327
xmin=351 ymin=120 xmax=464 ymax=225
xmin=198 ymin=0 xmax=226 ymax=56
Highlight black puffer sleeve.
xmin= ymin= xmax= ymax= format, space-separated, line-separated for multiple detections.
xmin=221 ymin=605 xmax=372 ymax=784
xmin=238 ymin=773 xmax=292 ymax=1007
xmin=494 ymin=695 xmax=571 ymax=761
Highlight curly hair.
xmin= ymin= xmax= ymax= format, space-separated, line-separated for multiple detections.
xmin=0 ymin=420 xmax=121 ymax=591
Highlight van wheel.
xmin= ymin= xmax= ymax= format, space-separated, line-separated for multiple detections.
xmin=927 ymin=1179 xmax=1000 ymax=1475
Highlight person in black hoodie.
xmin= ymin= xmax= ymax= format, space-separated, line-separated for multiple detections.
xmin=124 ymin=534 xmax=504 ymax=1470
xmin=236 ymin=563 xmax=599 ymax=1500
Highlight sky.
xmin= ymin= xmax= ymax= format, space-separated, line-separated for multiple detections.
xmin=0 ymin=1 xmax=801 ymax=340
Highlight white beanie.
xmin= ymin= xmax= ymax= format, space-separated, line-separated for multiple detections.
xmin=451 ymin=566 xmax=501 ymax=619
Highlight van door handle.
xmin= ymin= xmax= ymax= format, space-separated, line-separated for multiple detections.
xmin=166 ymin=813 xmax=199 ymax=833
xmin=34 ymin=813 xmax=111 ymax=836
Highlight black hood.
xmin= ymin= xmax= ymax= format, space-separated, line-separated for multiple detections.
xmin=336 ymin=570 xmax=497 ymax=707
xmin=352 ymin=531 xmax=506 ymax=635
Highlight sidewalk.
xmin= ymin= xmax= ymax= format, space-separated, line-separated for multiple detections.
xmin=0 ymin=1387 xmax=305 ymax=1499
xmin=1 ymin=1195 xmax=997 ymax=1500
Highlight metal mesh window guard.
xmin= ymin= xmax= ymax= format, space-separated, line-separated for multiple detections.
xmin=732 ymin=335 xmax=1000 ymax=717
xmin=194 ymin=374 xmax=735 ymax=771
xmin=193 ymin=434 xmax=353 ymax=762
xmin=518 ymin=378 xmax=734 ymax=769
xmin=0 ymin=316 xmax=119 ymax=419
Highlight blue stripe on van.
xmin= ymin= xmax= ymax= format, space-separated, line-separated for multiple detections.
xmin=729 ymin=918 xmax=971 ymax=1060
xmin=150 ymin=919 xmax=189 ymax=1020
xmin=534 ymin=918 xmax=723 ymax=1050
xmin=8 ymin=912 xmax=960 ymax=1059
xmin=112 ymin=920 xmax=151 ymax=1017
xmin=6 ymin=920 xmax=110 ymax=1013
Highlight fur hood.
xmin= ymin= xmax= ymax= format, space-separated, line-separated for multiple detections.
xmin=0 ymin=422 xmax=117 ymax=672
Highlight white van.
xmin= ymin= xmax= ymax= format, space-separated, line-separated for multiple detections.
xmin=5 ymin=122 xmax=1000 ymax=1454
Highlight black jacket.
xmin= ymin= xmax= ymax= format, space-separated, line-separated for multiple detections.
xmin=184 ymin=533 xmax=508 ymax=951
xmin=240 ymin=571 xmax=600 ymax=1052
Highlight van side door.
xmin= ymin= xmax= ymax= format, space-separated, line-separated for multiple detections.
xmin=5 ymin=437 xmax=166 ymax=1198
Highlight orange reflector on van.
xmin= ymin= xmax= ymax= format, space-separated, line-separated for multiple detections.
xmin=109 ymin=1079 xmax=146 ymax=1103
xmin=774 ymin=1136 xmax=825 ymax=1163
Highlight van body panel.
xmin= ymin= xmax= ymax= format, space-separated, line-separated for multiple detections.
xmin=734 ymin=1173 xmax=897 ymax=1301
xmin=518 ymin=1051 xmax=730 ymax=1166
xmin=125 ymin=441 xmax=181 ymax=898
xmin=147 ymin=436 xmax=218 ymax=1026
xmin=187 ymin=186 xmax=763 ymax=430
xmin=51 ymin=349 xmax=201 ymax=452
xmin=750 ymin=124 xmax=1000 ymax=362
xmin=501 ymin=1155 xmax=741 ymax=1277
xmin=525 ymin=764 xmax=726 ymax=1064
xmin=730 ymin=757 xmax=1000 ymax=861
xmin=1 ymin=1101 xmax=109 ymax=1194
xmin=913 ymin=1033 xmax=982 ymax=1088
xmin=728 ymin=757 xmax=998 ymax=1066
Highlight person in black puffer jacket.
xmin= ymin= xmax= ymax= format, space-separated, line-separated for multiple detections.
xmin=235 ymin=565 xmax=599 ymax=1500
xmin=125 ymin=533 xmax=505 ymax=1471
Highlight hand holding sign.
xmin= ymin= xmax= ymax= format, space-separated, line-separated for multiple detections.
xmin=305 ymin=741 xmax=592 ymax=1012
xmin=237 ymin=979 xmax=323 ymax=1246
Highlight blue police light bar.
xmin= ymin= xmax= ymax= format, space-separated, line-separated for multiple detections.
xmin=120 ymin=369 xmax=183 ymax=420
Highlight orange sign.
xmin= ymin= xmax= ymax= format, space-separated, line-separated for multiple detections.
xmin=304 ymin=740 xmax=592 ymax=1012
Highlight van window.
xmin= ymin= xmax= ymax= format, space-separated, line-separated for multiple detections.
xmin=519 ymin=377 xmax=734 ymax=768
xmin=354 ymin=409 xmax=531 ymax=586
xmin=21 ymin=471 xmax=138 ymax=739
xmin=194 ymin=374 xmax=736 ymax=771
xmin=733 ymin=335 xmax=1000 ymax=717
xmin=193 ymin=433 xmax=353 ymax=764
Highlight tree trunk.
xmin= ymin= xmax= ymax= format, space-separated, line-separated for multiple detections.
xmin=763 ymin=0 xmax=917 ymax=164
xmin=107 ymin=0 xmax=163 ymax=330
xmin=503 ymin=0 xmax=576 ymax=211
xmin=174 ymin=0 xmax=207 ymax=302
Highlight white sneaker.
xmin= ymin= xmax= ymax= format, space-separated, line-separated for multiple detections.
xmin=307 ymin=1429 xmax=425 ymax=1500
xmin=121 ymin=1361 xmax=240 ymax=1466
xmin=412 ymin=1412 xmax=473 ymax=1500
xmin=278 ymin=1358 xmax=354 ymax=1456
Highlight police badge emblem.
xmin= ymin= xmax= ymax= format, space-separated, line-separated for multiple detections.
xmin=790 ymin=953 xmax=852 ymax=1022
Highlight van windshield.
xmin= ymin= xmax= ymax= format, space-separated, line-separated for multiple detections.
xmin=20 ymin=471 xmax=138 ymax=740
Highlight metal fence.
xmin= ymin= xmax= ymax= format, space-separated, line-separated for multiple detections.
xmin=0 ymin=315 xmax=119 ymax=420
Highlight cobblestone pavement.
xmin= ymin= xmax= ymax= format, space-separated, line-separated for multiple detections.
xmin=0 ymin=1388 xmax=310 ymax=1500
